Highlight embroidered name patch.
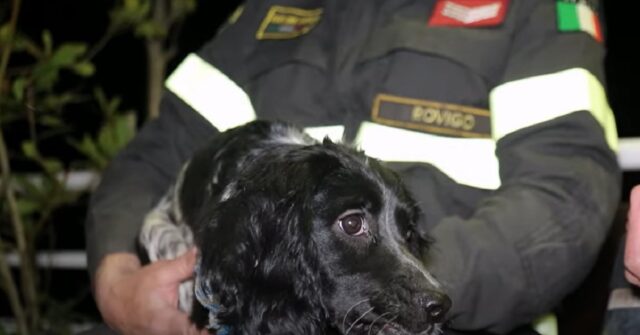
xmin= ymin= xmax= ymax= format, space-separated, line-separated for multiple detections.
xmin=428 ymin=0 xmax=509 ymax=27
xmin=372 ymin=94 xmax=491 ymax=138
xmin=556 ymin=0 xmax=603 ymax=42
xmin=256 ymin=6 xmax=323 ymax=40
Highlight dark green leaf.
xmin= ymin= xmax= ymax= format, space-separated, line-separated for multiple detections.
xmin=32 ymin=62 xmax=60 ymax=91
xmin=42 ymin=158 xmax=63 ymax=175
xmin=94 ymin=88 xmax=123 ymax=118
xmin=0 ymin=23 xmax=12 ymax=46
xmin=12 ymin=77 xmax=27 ymax=102
xmin=123 ymin=0 xmax=146 ymax=12
xmin=171 ymin=0 xmax=196 ymax=17
xmin=42 ymin=93 xmax=77 ymax=111
xmin=110 ymin=0 xmax=151 ymax=30
xmin=99 ymin=115 xmax=135 ymax=157
xmin=38 ymin=115 xmax=65 ymax=127
xmin=72 ymin=61 xmax=95 ymax=77
xmin=69 ymin=136 xmax=109 ymax=170
xmin=32 ymin=43 xmax=88 ymax=90
xmin=134 ymin=20 xmax=166 ymax=38
xmin=16 ymin=199 xmax=41 ymax=216
xmin=50 ymin=43 xmax=87 ymax=67
xmin=107 ymin=97 xmax=122 ymax=116
xmin=111 ymin=113 xmax=136 ymax=152
xmin=42 ymin=30 xmax=53 ymax=56
xmin=21 ymin=141 xmax=40 ymax=160
xmin=11 ymin=32 xmax=34 ymax=53
xmin=97 ymin=124 xmax=117 ymax=157
xmin=94 ymin=88 xmax=109 ymax=113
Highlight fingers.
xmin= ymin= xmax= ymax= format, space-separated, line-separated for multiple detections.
xmin=154 ymin=248 xmax=199 ymax=284
xmin=93 ymin=249 xmax=205 ymax=335
xmin=626 ymin=270 xmax=640 ymax=287
xmin=189 ymin=324 xmax=210 ymax=335
xmin=625 ymin=186 xmax=640 ymax=286
xmin=159 ymin=309 xmax=208 ymax=335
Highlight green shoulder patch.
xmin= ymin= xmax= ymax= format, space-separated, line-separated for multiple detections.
xmin=556 ymin=0 xmax=603 ymax=42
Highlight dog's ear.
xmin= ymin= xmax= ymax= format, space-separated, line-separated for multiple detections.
xmin=195 ymin=185 xmax=329 ymax=333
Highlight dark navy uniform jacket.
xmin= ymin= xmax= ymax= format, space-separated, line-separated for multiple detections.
xmin=86 ymin=0 xmax=621 ymax=333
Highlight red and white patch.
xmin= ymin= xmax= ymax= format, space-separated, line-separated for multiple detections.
xmin=428 ymin=0 xmax=509 ymax=27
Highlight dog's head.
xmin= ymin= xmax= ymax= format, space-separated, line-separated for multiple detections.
xmin=195 ymin=138 xmax=450 ymax=334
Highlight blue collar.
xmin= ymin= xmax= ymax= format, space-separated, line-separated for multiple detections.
xmin=194 ymin=260 xmax=232 ymax=335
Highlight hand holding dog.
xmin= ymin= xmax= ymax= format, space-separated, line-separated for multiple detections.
xmin=625 ymin=185 xmax=640 ymax=286
xmin=94 ymin=249 xmax=207 ymax=335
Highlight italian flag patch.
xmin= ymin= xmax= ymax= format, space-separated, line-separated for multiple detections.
xmin=556 ymin=1 xmax=603 ymax=42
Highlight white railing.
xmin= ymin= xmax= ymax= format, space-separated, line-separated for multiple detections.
xmin=619 ymin=138 xmax=640 ymax=171
xmin=4 ymin=250 xmax=87 ymax=269
xmin=0 ymin=318 xmax=95 ymax=334
xmin=4 ymin=138 xmax=640 ymax=270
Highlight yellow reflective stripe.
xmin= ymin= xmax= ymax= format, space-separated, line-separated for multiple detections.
xmin=533 ymin=313 xmax=558 ymax=335
xmin=490 ymin=68 xmax=618 ymax=150
xmin=355 ymin=122 xmax=500 ymax=189
xmin=304 ymin=126 xmax=345 ymax=143
xmin=166 ymin=53 xmax=256 ymax=131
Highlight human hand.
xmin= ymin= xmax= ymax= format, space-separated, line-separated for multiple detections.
xmin=625 ymin=185 xmax=640 ymax=286
xmin=93 ymin=249 xmax=208 ymax=335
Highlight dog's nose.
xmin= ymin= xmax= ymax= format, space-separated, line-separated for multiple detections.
xmin=418 ymin=291 xmax=451 ymax=323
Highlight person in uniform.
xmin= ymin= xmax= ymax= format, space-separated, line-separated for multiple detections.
xmin=86 ymin=0 xmax=620 ymax=334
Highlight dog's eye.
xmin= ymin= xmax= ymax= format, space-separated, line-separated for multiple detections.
xmin=338 ymin=212 xmax=367 ymax=236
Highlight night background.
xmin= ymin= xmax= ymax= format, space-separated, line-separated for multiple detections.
xmin=1 ymin=0 xmax=638 ymax=334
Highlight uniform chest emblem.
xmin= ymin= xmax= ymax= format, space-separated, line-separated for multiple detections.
xmin=428 ymin=0 xmax=509 ymax=27
xmin=257 ymin=6 xmax=323 ymax=40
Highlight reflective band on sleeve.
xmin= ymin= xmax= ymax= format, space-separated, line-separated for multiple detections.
xmin=491 ymin=68 xmax=618 ymax=150
xmin=355 ymin=122 xmax=500 ymax=189
xmin=166 ymin=53 xmax=256 ymax=131
xmin=618 ymin=138 xmax=640 ymax=171
xmin=532 ymin=314 xmax=558 ymax=335
xmin=304 ymin=125 xmax=345 ymax=143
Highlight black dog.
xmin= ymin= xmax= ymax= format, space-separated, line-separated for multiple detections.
xmin=140 ymin=120 xmax=450 ymax=334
